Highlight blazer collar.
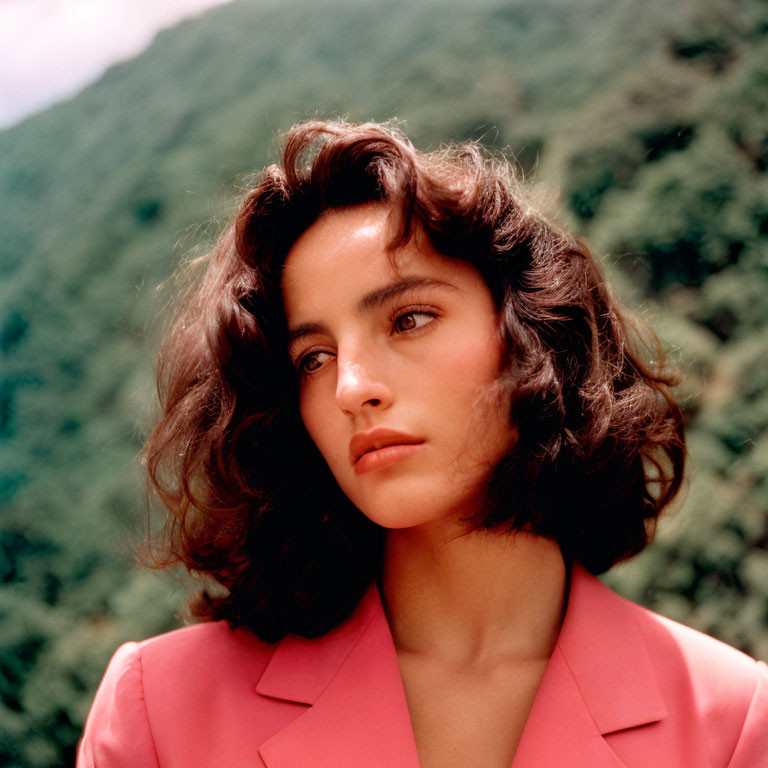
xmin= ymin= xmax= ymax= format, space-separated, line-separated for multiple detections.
xmin=553 ymin=563 xmax=667 ymax=734
xmin=256 ymin=581 xmax=419 ymax=767
xmin=511 ymin=564 xmax=667 ymax=767
xmin=255 ymin=564 xmax=666 ymax=768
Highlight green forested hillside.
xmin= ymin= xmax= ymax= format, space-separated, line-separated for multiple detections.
xmin=1 ymin=0 xmax=766 ymax=764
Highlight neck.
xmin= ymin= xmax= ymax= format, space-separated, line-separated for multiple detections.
xmin=379 ymin=520 xmax=567 ymax=670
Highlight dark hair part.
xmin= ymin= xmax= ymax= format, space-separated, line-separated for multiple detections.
xmin=143 ymin=119 xmax=686 ymax=641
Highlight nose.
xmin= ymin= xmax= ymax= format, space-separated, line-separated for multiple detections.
xmin=335 ymin=347 xmax=392 ymax=416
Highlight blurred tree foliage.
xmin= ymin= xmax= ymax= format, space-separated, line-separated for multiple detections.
xmin=0 ymin=0 xmax=766 ymax=763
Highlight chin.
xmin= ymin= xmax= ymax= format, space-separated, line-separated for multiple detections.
xmin=334 ymin=462 xmax=492 ymax=533
xmin=363 ymin=509 xmax=439 ymax=531
xmin=351 ymin=488 xmax=483 ymax=533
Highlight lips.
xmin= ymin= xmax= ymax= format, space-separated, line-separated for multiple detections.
xmin=349 ymin=428 xmax=424 ymax=466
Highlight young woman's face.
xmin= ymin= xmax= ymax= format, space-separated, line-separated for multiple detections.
xmin=281 ymin=203 xmax=517 ymax=531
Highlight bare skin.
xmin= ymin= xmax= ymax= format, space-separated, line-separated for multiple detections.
xmin=380 ymin=522 xmax=567 ymax=768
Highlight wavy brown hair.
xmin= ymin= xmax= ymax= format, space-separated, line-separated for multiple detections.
xmin=143 ymin=119 xmax=686 ymax=641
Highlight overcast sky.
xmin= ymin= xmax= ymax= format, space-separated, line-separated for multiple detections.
xmin=0 ymin=0 xmax=234 ymax=129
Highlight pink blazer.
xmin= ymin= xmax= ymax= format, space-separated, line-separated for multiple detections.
xmin=78 ymin=564 xmax=768 ymax=767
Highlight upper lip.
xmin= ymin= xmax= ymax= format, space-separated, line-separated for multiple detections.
xmin=349 ymin=428 xmax=424 ymax=464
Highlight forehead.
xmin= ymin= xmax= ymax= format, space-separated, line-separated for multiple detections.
xmin=280 ymin=204 xmax=471 ymax=319
xmin=283 ymin=204 xmax=410 ymax=283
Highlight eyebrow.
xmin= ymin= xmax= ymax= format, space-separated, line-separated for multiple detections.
xmin=286 ymin=276 xmax=458 ymax=349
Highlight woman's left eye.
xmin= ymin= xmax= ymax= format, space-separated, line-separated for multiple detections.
xmin=392 ymin=311 xmax=435 ymax=334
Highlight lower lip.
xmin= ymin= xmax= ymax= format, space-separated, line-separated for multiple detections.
xmin=354 ymin=443 xmax=425 ymax=474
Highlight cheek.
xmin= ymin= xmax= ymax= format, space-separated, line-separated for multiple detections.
xmin=299 ymin=386 xmax=344 ymax=467
xmin=431 ymin=333 xmax=512 ymax=455
xmin=431 ymin=330 xmax=506 ymax=401
xmin=299 ymin=395 xmax=324 ymax=452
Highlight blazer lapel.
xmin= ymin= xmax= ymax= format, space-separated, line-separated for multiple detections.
xmin=256 ymin=581 xmax=420 ymax=768
xmin=512 ymin=564 xmax=668 ymax=767
xmin=511 ymin=645 xmax=627 ymax=767
xmin=254 ymin=564 xmax=667 ymax=768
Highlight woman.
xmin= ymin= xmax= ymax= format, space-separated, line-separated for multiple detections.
xmin=78 ymin=120 xmax=767 ymax=767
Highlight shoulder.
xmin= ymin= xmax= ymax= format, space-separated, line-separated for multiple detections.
xmin=78 ymin=641 xmax=158 ymax=767
xmin=606 ymin=584 xmax=768 ymax=766
xmin=132 ymin=620 xmax=279 ymax=716
xmin=78 ymin=621 xmax=279 ymax=767
xmin=137 ymin=619 xmax=276 ymax=676
xmin=625 ymin=593 xmax=763 ymax=702
xmin=574 ymin=566 xmax=763 ymax=692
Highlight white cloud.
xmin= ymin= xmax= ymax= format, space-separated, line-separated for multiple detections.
xmin=0 ymin=0 xmax=233 ymax=128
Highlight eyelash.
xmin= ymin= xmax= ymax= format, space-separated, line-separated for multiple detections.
xmin=389 ymin=305 xmax=438 ymax=335
xmin=294 ymin=305 xmax=438 ymax=376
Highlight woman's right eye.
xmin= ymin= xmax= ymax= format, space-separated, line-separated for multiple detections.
xmin=297 ymin=350 xmax=333 ymax=375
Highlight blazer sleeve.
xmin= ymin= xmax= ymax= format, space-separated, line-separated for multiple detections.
xmin=77 ymin=642 xmax=160 ymax=768
xmin=726 ymin=659 xmax=768 ymax=768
